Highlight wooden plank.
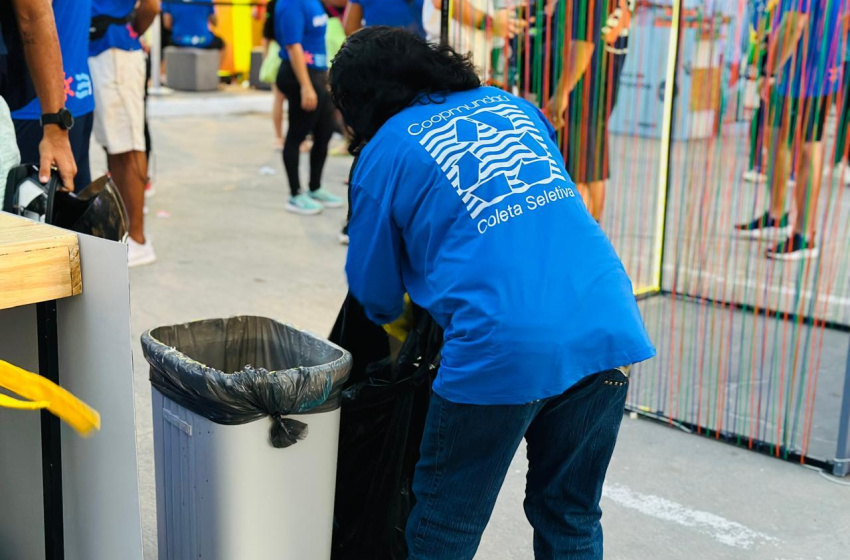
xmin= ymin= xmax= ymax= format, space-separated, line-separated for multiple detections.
xmin=0 ymin=213 xmax=82 ymax=309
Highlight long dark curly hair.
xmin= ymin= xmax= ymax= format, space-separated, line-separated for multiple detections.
xmin=329 ymin=26 xmax=480 ymax=153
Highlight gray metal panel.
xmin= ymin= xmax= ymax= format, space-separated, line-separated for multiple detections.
xmin=0 ymin=234 xmax=143 ymax=559
xmin=0 ymin=306 xmax=44 ymax=560
xmin=57 ymin=233 xmax=144 ymax=559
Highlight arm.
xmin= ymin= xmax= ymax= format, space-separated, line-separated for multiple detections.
xmin=765 ymin=10 xmax=807 ymax=76
xmin=559 ymin=40 xmax=595 ymax=98
xmin=345 ymin=186 xmax=406 ymax=325
xmin=10 ymin=0 xmax=76 ymax=188
xmin=343 ymin=3 xmax=363 ymax=36
xmin=209 ymin=7 xmax=219 ymax=28
xmin=284 ymin=44 xmax=319 ymax=110
xmin=134 ymin=0 xmax=161 ymax=36
xmin=437 ymin=0 xmax=526 ymax=39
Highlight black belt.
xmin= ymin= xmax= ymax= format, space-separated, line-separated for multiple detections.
xmin=89 ymin=14 xmax=133 ymax=42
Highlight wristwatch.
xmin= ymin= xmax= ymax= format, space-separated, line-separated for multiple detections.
xmin=40 ymin=108 xmax=74 ymax=131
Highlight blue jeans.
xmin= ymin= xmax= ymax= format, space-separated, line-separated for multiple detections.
xmin=406 ymin=368 xmax=630 ymax=560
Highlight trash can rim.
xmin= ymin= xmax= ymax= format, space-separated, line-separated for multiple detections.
xmin=140 ymin=315 xmax=352 ymax=382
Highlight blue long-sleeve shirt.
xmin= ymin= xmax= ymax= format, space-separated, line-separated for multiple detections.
xmin=346 ymin=87 xmax=656 ymax=405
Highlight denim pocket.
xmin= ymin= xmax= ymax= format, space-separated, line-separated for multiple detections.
xmin=600 ymin=367 xmax=630 ymax=388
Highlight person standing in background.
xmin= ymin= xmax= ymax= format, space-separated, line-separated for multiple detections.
xmin=550 ymin=0 xmax=633 ymax=224
xmin=0 ymin=0 xmax=77 ymax=197
xmin=8 ymin=0 xmax=93 ymax=192
xmin=275 ymin=0 xmax=344 ymax=215
xmin=89 ymin=0 xmax=160 ymax=267
xmin=734 ymin=0 xmax=845 ymax=260
xmin=344 ymin=0 xmax=426 ymax=37
xmin=262 ymin=0 xmax=287 ymax=150
xmin=830 ymin=19 xmax=850 ymax=185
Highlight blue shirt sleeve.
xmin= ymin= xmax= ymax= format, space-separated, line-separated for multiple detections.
xmin=345 ymin=184 xmax=406 ymax=325
xmin=277 ymin=0 xmax=304 ymax=46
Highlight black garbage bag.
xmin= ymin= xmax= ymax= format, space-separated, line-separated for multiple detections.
xmin=141 ymin=316 xmax=351 ymax=448
xmin=330 ymin=294 xmax=443 ymax=560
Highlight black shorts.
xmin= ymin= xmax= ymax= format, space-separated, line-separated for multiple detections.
xmin=772 ymin=94 xmax=831 ymax=143
xmin=13 ymin=111 xmax=94 ymax=192
xmin=564 ymin=44 xmax=627 ymax=184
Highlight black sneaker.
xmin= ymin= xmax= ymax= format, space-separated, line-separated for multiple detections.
xmin=338 ymin=223 xmax=349 ymax=245
xmin=734 ymin=212 xmax=790 ymax=239
xmin=766 ymin=233 xmax=819 ymax=261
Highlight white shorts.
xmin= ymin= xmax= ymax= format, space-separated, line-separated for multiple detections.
xmin=89 ymin=48 xmax=147 ymax=155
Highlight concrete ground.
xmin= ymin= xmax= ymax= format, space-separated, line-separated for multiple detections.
xmin=102 ymin=112 xmax=850 ymax=560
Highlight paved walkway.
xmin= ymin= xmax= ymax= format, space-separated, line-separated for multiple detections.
xmin=97 ymin=114 xmax=850 ymax=559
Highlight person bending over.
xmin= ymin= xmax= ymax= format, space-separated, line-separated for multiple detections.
xmin=330 ymin=27 xmax=655 ymax=560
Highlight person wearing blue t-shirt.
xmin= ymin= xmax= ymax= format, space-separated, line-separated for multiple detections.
xmin=343 ymin=0 xmax=426 ymax=37
xmin=833 ymin=19 xmax=850 ymax=182
xmin=162 ymin=1 xmax=226 ymax=66
xmin=330 ymin=27 xmax=655 ymax=559
xmin=89 ymin=0 xmax=160 ymax=267
xmin=275 ymin=0 xmax=345 ymax=214
xmin=10 ymin=0 xmax=95 ymax=192
xmin=735 ymin=0 xmax=847 ymax=260
xmin=0 ymin=0 xmax=78 ymax=194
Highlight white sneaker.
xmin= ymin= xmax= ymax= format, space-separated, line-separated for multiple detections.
xmin=742 ymin=169 xmax=767 ymax=183
xmin=828 ymin=165 xmax=850 ymax=185
xmin=128 ymin=237 xmax=156 ymax=268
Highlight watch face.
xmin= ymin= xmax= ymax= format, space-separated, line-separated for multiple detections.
xmin=60 ymin=109 xmax=74 ymax=129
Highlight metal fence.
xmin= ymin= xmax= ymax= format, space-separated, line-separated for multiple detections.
xmin=443 ymin=0 xmax=850 ymax=475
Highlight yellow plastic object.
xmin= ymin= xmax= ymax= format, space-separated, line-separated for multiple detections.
xmin=0 ymin=359 xmax=101 ymax=436
xmin=383 ymin=295 xmax=414 ymax=342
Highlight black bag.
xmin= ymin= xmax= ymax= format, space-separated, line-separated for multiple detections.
xmin=330 ymin=294 xmax=442 ymax=560
xmin=89 ymin=13 xmax=133 ymax=42
xmin=3 ymin=165 xmax=129 ymax=242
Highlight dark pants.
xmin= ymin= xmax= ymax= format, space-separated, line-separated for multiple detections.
xmin=406 ymin=368 xmax=629 ymax=560
xmin=835 ymin=61 xmax=850 ymax=165
xmin=13 ymin=111 xmax=94 ymax=192
xmin=276 ymin=60 xmax=335 ymax=197
xmin=749 ymin=101 xmax=765 ymax=171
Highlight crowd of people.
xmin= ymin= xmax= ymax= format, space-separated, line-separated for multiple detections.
xmin=2 ymin=1 xmax=848 ymax=272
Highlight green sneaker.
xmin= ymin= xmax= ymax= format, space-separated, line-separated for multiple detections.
xmin=309 ymin=188 xmax=344 ymax=209
xmin=286 ymin=193 xmax=323 ymax=215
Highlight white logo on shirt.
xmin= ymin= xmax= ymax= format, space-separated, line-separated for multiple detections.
xmin=414 ymin=99 xmax=569 ymax=222
xmin=313 ymin=14 xmax=328 ymax=27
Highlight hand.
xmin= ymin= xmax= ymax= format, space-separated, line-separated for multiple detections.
xmin=759 ymin=75 xmax=775 ymax=103
xmin=492 ymin=8 xmax=529 ymax=39
xmin=544 ymin=0 xmax=558 ymax=18
xmin=602 ymin=0 xmax=632 ymax=45
xmin=38 ymin=126 xmax=76 ymax=191
xmin=301 ymin=84 xmax=318 ymax=111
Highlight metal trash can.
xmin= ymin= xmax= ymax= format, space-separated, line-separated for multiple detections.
xmin=142 ymin=316 xmax=351 ymax=560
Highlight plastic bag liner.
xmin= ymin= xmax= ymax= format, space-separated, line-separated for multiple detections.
xmin=330 ymin=294 xmax=443 ymax=560
xmin=141 ymin=316 xmax=351 ymax=449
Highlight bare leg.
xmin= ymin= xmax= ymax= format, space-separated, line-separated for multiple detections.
xmin=108 ymin=151 xmax=147 ymax=244
xmin=794 ymin=141 xmax=823 ymax=238
xmin=587 ymin=180 xmax=606 ymax=222
xmin=272 ymin=85 xmax=284 ymax=145
xmin=768 ymin=125 xmax=791 ymax=220
xmin=576 ymin=183 xmax=592 ymax=216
